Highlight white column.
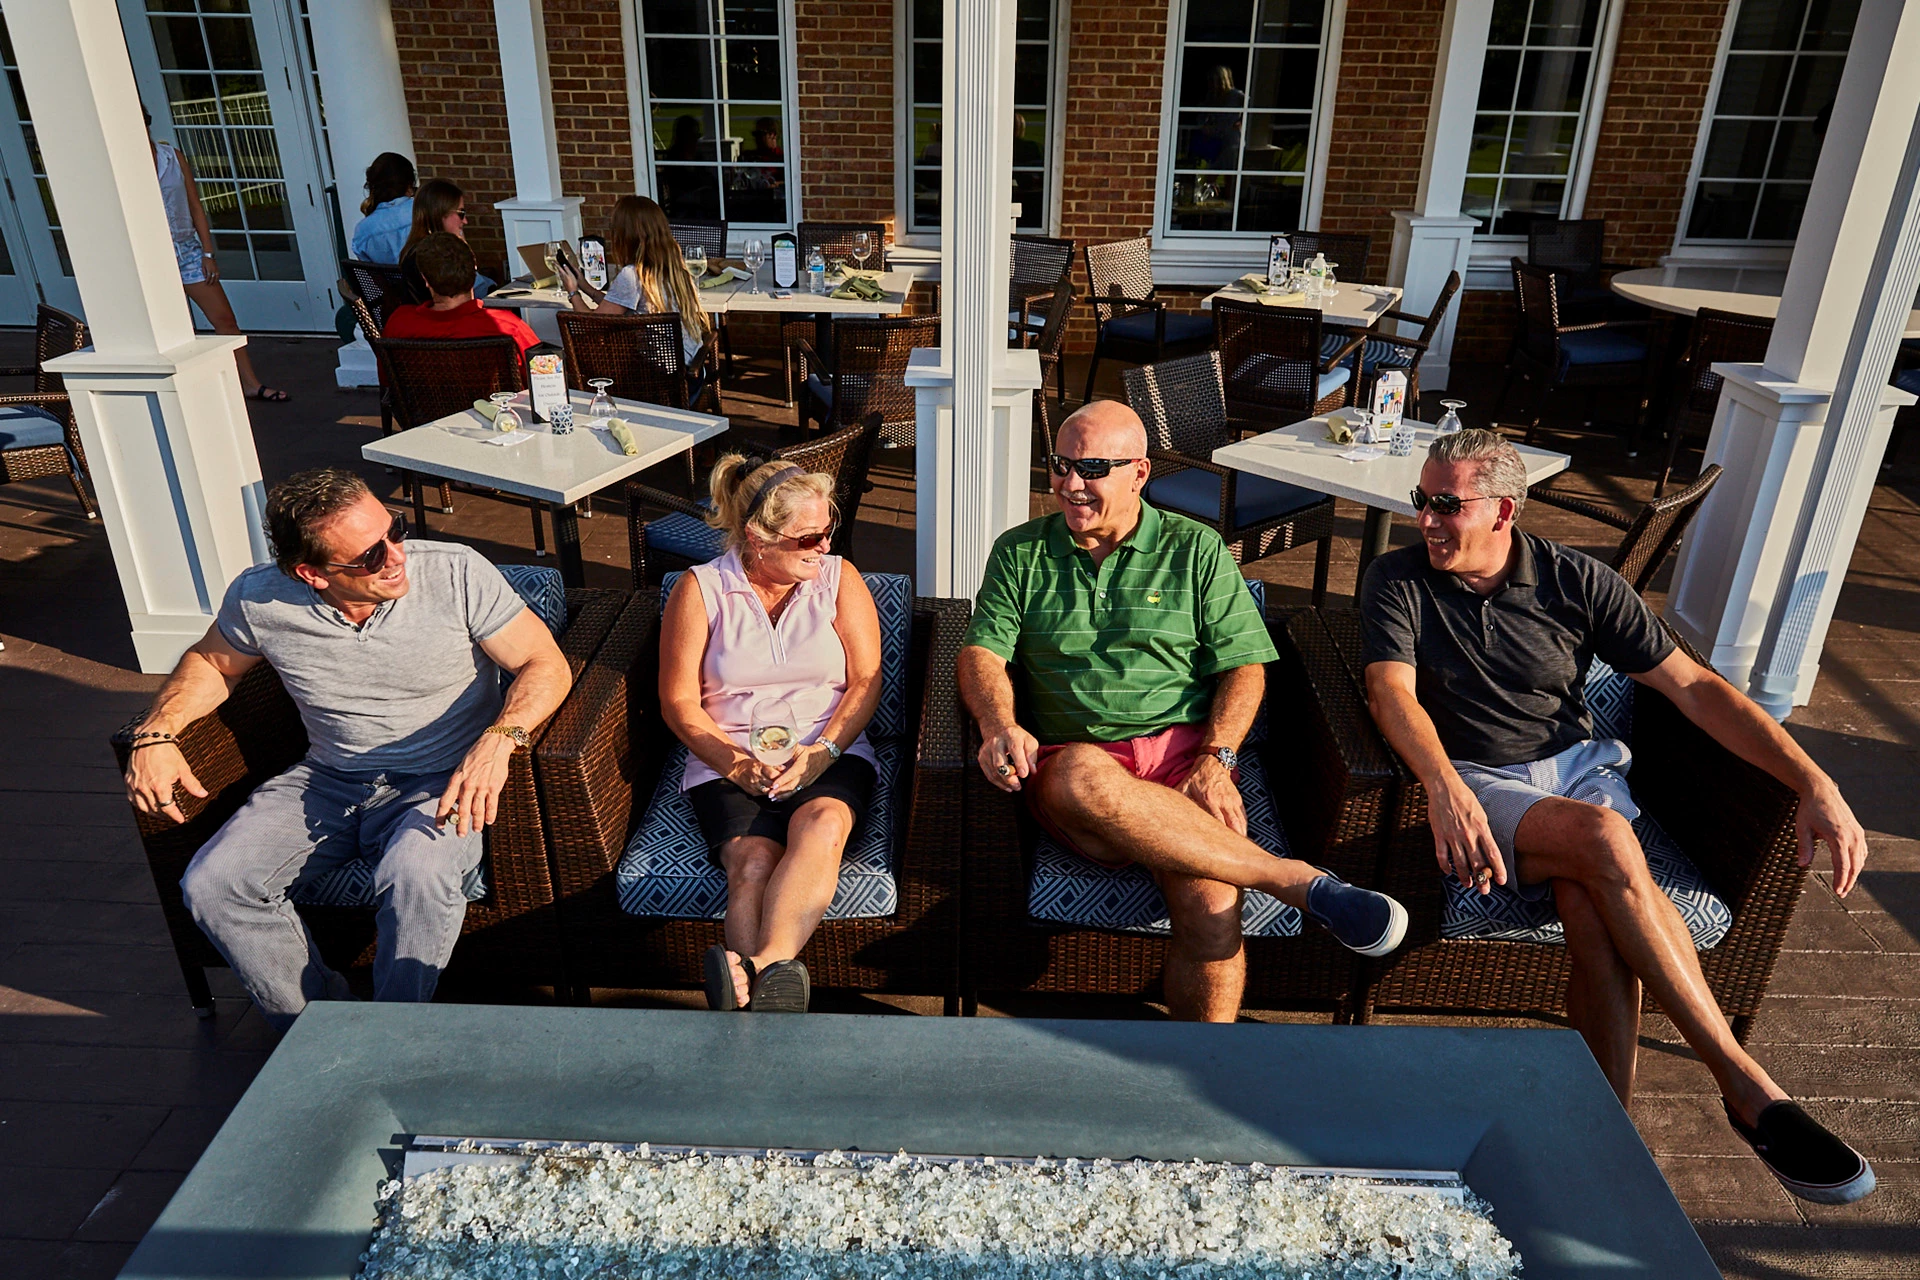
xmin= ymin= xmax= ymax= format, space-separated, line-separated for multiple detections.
xmin=1384 ymin=0 xmax=1494 ymax=394
xmin=493 ymin=0 xmax=582 ymax=249
xmin=911 ymin=0 xmax=1042 ymax=599
xmin=13 ymin=0 xmax=268 ymax=674
xmin=1667 ymin=0 xmax=1920 ymax=717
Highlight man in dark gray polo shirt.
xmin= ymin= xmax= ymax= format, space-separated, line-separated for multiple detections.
xmin=122 ymin=469 xmax=572 ymax=1029
xmin=1360 ymin=429 xmax=1875 ymax=1206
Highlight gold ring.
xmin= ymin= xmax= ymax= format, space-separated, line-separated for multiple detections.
xmin=996 ymin=762 xmax=1013 ymax=776
xmin=1475 ymin=866 xmax=1493 ymax=886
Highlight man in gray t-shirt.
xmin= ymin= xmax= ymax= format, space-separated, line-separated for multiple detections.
xmin=122 ymin=469 xmax=571 ymax=1028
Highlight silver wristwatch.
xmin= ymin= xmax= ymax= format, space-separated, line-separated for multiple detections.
xmin=1206 ymin=745 xmax=1238 ymax=770
xmin=821 ymin=738 xmax=843 ymax=762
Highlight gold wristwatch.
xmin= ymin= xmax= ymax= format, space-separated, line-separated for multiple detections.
xmin=484 ymin=724 xmax=531 ymax=751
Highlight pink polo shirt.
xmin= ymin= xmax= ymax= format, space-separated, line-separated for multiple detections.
xmin=680 ymin=550 xmax=878 ymax=790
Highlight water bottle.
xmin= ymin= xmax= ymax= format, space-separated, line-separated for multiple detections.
xmin=807 ymin=247 xmax=826 ymax=294
xmin=1306 ymin=252 xmax=1328 ymax=299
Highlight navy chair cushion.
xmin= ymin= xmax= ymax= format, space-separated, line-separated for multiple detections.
xmin=805 ymin=373 xmax=833 ymax=410
xmin=1558 ymin=327 xmax=1648 ymax=373
xmin=1145 ymin=468 xmax=1326 ymax=527
xmin=0 ymin=403 xmax=65 ymax=450
xmin=1360 ymin=337 xmax=1417 ymax=372
xmin=1105 ymin=310 xmax=1214 ymax=346
xmin=1224 ymin=355 xmax=1351 ymax=403
xmin=1893 ymin=366 xmax=1920 ymax=397
xmin=646 ymin=511 xmax=728 ymax=564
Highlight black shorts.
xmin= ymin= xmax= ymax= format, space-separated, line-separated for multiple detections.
xmin=687 ymin=754 xmax=877 ymax=865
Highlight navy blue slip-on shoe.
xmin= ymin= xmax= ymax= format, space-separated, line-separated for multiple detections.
xmin=1726 ymin=1100 xmax=1876 ymax=1204
xmin=748 ymin=958 xmax=811 ymax=1013
xmin=1304 ymin=870 xmax=1408 ymax=958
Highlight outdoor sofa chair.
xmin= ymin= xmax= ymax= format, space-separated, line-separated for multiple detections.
xmin=0 ymin=302 xmax=97 ymax=519
xmin=112 ymin=569 xmax=627 ymax=1015
xmin=959 ymin=588 xmax=1395 ymax=1018
xmin=533 ymin=577 xmax=969 ymax=1007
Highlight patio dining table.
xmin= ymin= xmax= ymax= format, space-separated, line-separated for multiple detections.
xmin=1213 ymin=418 xmax=1570 ymax=588
xmin=1200 ymin=279 xmax=1403 ymax=330
xmin=1611 ymin=264 xmax=1920 ymax=336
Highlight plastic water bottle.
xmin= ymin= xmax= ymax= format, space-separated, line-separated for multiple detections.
xmin=1306 ymin=252 xmax=1328 ymax=299
xmin=807 ymin=247 xmax=827 ymax=294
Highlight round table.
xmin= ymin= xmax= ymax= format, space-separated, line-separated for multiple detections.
xmin=1611 ymin=265 xmax=1920 ymax=338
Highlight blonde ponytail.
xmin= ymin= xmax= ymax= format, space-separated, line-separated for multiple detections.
xmin=707 ymin=454 xmax=837 ymax=554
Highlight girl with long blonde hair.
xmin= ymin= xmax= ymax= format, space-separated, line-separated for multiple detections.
xmin=557 ymin=195 xmax=712 ymax=366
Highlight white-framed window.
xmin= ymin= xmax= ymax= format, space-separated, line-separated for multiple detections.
xmin=629 ymin=0 xmax=797 ymax=228
xmin=1678 ymin=0 xmax=1858 ymax=246
xmin=1464 ymin=0 xmax=1616 ymax=238
xmin=901 ymin=0 xmax=1062 ymax=237
xmin=1154 ymin=0 xmax=1340 ymax=241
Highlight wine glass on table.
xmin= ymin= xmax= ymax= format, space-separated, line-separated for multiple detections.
xmin=684 ymin=243 xmax=707 ymax=282
xmin=542 ymin=245 xmax=559 ymax=287
xmin=749 ymin=697 xmax=799 ymax=793
xmin=851 ymin=231 xmax=874 ymax=277
xmin=586 ymin=378 xmax=616 ymax=429
xmin=743 ymin=238 xmax=767 ymax=295
xmin=489 ymin=391 xmax=522 ymax=434
xmin=1436 ymin=400 xmax=1466 ymax=436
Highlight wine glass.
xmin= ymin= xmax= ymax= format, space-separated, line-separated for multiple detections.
xmin=684 ymin=243 xmax=707 ymax=281
xmin=749 ymin=698 xmax=799 ymax=776
xmin=743 ymin=238 xmax=767 ymax=295
xmin=541 ymin=245 xmax=559 ymax=285
xmin=851 ymin=231 xmax=874 ymax=276
xmin=1321 ymin=261 xmax=1339 ymax=295
xmin=586 ymin=378 xmax=616 ymax=429
xmin=489 ymin=391 xmax=522 ymax=434
xmin=1436 ymin=399 xmax=1466 ymax=436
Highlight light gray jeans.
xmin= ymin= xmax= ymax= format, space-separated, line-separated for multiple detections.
xmin=180 ymin=761 xmax=484 ymax=1029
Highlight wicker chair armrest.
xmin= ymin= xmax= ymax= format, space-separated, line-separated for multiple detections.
xmin=1524 ymin=485 xmax=1635 ymax=530
xmin=896 ymin=599 xmax=970 ymax=933
xmin=912 ymin=597 xmax=971 ymax=773
xmin=623 ymin=479 xmax=708 ymax=520
xmin=1557 ymin=318 xmax=1650 ymax=335
xmin=789 ymin=333 xmax=824 ymax=368
xmin=1320 ymin=332 xmax=1368 ymax=373
xmin=0 ymin=391 xmax=73 ymax=410
xmin=1378 ymin=309 xmax=1427 ymax=327
xmin=1146 ymin=447 xmax=1225 ymax=477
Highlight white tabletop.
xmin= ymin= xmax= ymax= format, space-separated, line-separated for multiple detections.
xmin=1212 ymin=418 xmax=1569 ymax=514
xmin=1200 ymin=282 xmax=1402 ymax=331
xmin=483 ymin=284 xmax=572 ymax=311
xmin=702 ymin=269 xmax=914 ymax=316
xmin=1611 ymin=265 xmax=1920 ymax=339
xmin=362 ymin=390 xmax=729 ymax=506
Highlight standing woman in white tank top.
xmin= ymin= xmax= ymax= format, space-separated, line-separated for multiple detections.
xmin=146 ymin=108 xmax=288 ymax=402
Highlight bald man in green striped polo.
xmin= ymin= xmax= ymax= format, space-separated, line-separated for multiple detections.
xmin=958 ymin=400 xmax=1407 ymax=1021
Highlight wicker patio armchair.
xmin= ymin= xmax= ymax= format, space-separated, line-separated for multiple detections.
xmin=1526 ymin=463 xmax=1724 ymax=595
xmin=0 ymin=302 xmax=96 ymax=518
xmin=1309 ymin=608 xmax=1806 ymax=1043
xmin=533 ymin=585 xmax=970 ymax=1007
xmin=1527 ymin=218 xmax=1634 ymax=325
xmin=1213 ymin=297 xmax=1362 ymax=429
xmin=783 ymin=220 xmax=889 ymax=404
xmin=1011 ymin=233 xmax=1074 ymax=339
xmin=1026 ymin=285 xmax=1076 ymax=441
xmin=625 ymin=411 xmax=882 ymax=585
xmin=337 ymin=273 xmax=453 ymax=513
xmin=666 ymin=218 xmax=735 ymax=378
xmin=1283 ymin=230 xmax=1374 ymax=281
xmin=1350 ymin=270 xmax=1462 ymax=413
xmin=959 ymin=600 xmax=1395 ymax=1016
xmin=343 ymin=258 xmax=420 ymax=331
xmin=1497 ymin=259 xmax=1653 ymax=448
xmin=110 ymin=580 xmax=628 ymax=1015
xmin=555 ymin=309 xmax=720 ymax=414
xmin=1082 ymin=237 xmax=1215 ymax=403
xmin=1657 ymin=308 xmax=1773 ymax=496
xmin=794 ymin=313 xmax=938 ymax=445
xmin=1124 ymin=352 xmax=1335 ymax=603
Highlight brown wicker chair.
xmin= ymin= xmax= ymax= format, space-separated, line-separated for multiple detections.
xmin=959 ymin=602 xmax=1394 ymax=1016
xmin=1082 ymin=237 xmax=1216 ymax=403
xmin=1310 ymin=607 xmax=1805 ymax=1044
xmin=1011 ymin=233 xmax=1074 ymax=339
xmin=370 ymin=335 xmax=547 ymax=550
xmin=794 ymin=313 xmax=938 ymax=446
xmin=1497 ymin=259 xmax=1653 ymax=448
xmin=342 ymin=277 xmax=456 ymax=516
xmin=343 ymin=258 xmax=420 ymax=331
xmin=1124 ymin=352 xmax=1335 ymax=603
xmin=626 ymin=411 xmax=883 ymax=586
xmin=534 ymin=585 xmax=969 ymax=1007
xmin=1284 ymin=230 xmax=1374 ymax=281
xmin=1025 ymin=284 xmax=1076 ymax=432
xmin=110 ymin=583 xmax=628 ymax=1014
xmin=1657 ymin=308 xmax=1773 ymax=496
xmin=1526 ymin=463 xmax=1724 ymax=595
xmin=1352 ymin=270 xmax=1462 ymax=413
xmin=1213 ymin=297 xmax=1362 ymax=429
xmin=783 ymin=221 xmax=890 ymax=404
xmin=0 ymin=302 xmax=96 ymax=519
xmin=555 ymin=309 xmax=719 ymax=414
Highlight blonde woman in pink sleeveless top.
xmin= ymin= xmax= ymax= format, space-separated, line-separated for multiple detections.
xmin=658 ymin=456 xmax=881 ymax=1014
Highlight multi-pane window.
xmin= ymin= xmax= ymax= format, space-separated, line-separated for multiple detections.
xmin=1163 ymin=0 xmax=1332 ymax=236
xmin=1464 ymin=0 xmax=1608 ymax=237
xmin=907 ymin=0 xmax=1055 ymax=233
xmin=636 ymin=0 xmax=791 ymax=226
xmin=147 ymin=0 xmax=300 ymax=281
xmin=0 ymin=13 xmax=67 ymax=274
xmin=1686 ymin=0 xmax=1857 ymax=242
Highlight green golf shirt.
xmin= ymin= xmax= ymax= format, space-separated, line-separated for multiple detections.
xmin=963 ymin=502 xmax=1278 ymax=745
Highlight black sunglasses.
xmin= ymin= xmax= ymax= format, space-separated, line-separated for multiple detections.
xmin=1410 ymin=487 xmax=1499 ymax=517
xmin=775 ymin=520 xmax=837 ymax=551
xmin=325 ymin=513 xmax=408 ymax=574
xmin=1047 ymin=454 xmax=1141 ymax=481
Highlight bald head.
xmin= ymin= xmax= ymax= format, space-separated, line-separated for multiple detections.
xmin=1056 ymin=400 xmax=1148 ymax=460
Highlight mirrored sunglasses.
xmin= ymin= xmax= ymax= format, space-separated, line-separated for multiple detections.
xmin=1047 ymin=454 xmax=1140 ymax=481
xmin=1410 ymin=488 xmax=1497 ymax=517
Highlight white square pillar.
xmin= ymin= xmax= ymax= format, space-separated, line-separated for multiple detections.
xmin=493 ymin=0 xmax=583 ymax=252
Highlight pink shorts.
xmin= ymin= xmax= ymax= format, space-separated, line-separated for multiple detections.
xmin=1027 ymin=722 xmax=1226 ymax=867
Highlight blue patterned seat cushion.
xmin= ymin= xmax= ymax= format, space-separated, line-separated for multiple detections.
xmin=1105 ymin=310 xmax=1214 ymax=346
xmin=1028 ymin=751 xmax=1301 ymax=937
xmin=646 ymin=511 xmax=728 ymax=564
xmin=1439 ymin=658 xmax=1732 ymax=949
xmin=286 ymin=564 xmax=564 ymax=908
xmin=1360 ymin=337 xmax=1417 ymax=372
xmin=0 ymin=403 xmax=64 ymax=450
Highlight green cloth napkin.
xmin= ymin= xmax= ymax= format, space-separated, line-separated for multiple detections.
xmin=610 ymin=422 xmax=639 ymax=457
xmin=1237 ymin=273 xmax=1273 ymax=294
xmin=473 ymin=398 xmax=499 ymax=422
xmin=830 ymin=276 xmax=888 ymax=301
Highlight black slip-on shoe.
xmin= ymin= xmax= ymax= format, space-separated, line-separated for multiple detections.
xmin=1304 ymin=870 xmax=1408 ymax=958
xmin=702 ymin=946 xmax=753 ymax=1011
xmin=748 ymin=959 xmax=810 ymax=1013
xmin=1726 ymin=1100 xmax=1876 ymax=1205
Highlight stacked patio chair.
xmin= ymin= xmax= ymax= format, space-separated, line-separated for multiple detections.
xmin=784 ymin=220 xmax=890 ymax=404
xmin=555 ymin=310 xmax=720 ymax=414
xmin=1010 ymin=233 xmax=1074 ymax=340
xmin=959 ymin=591 xmax=1395 ymax=1017
xmin=1497 ymin=259 xmax=1653 ymax=449
xmin=1526 ymin=463 xmax=1724 ymax=596
xmin=533 ymin=579 xmax=969 ymax=1007
xmin=1656 ymin=308 xmax=1773 ymax=496
xmin=0 ymin=302 xmax=97 ymax=519
xmin=1306 ymin=608 xmax=1807 ymax=1043
xmin=794 ymin=313 xmax=938 ymax=446
xmin=666 ymin=218 xmax=734 ymax=378
xmin=1349 ymin=270 xmax=1462 ymax=414
xmin=625 ymin=412 xmax=882 ymax=586
xmin=1213 ymin=297 xmax=1361 ymax=429
xmin=1082 ymin=237 xmax=1215 ymax=402
xmin=1124 ymin=352 xmax=1335 ymax=604
xmin=1527 ymin=218 xmax=1633 ymax=324
xmin=111 ymin=569 xmax=628 ymax=1015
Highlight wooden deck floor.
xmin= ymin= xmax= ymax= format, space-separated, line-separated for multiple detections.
xmin=0 ymin=334 xmax=1914 ymax=1277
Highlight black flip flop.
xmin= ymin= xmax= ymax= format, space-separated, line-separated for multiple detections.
xmin=748 ymin=959 xmax=810 ymax=1013
xmin=245 ymin=385 xmax=291 ymax=403
xmin=702 ymin=945 xmax=754 ymax=1011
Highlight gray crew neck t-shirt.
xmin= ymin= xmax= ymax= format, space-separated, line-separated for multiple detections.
xmin=216 ymin=540 xmax=527 ymax=777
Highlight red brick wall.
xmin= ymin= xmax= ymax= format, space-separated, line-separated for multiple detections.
xmin=793 ymin=0 xmax=897 ymax=233
xmin=1318 ymin=0 xmax=1446 ymax=271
